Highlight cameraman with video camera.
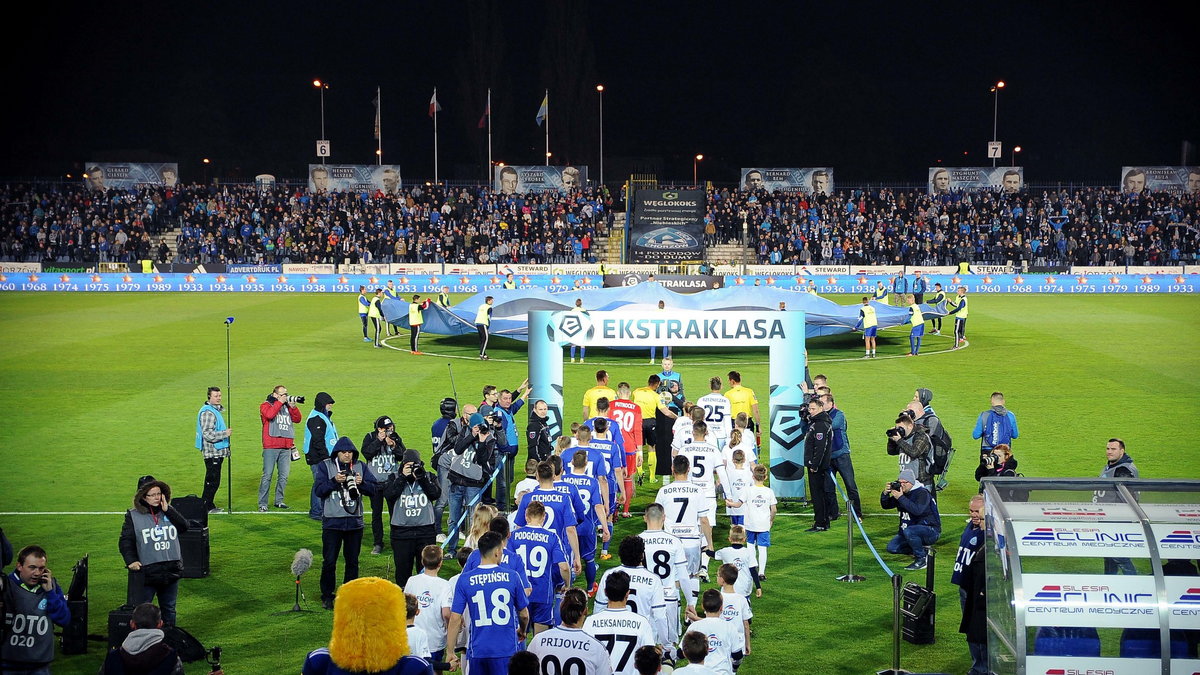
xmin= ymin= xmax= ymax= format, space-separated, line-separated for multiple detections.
xmin=362 ymin=415 xmax=407 ymax=555
xmin=259 ymin=386 xmax=303 ymax=512
xmin=382 ymin=449 xmax=441 ymax=586
xmin=885 ymin=412 xmax=933 ymax=487
xmin=445 ymin=412 xmax=496 ymax=557
xmin=314 ymin=437 xmax=378 ymax=610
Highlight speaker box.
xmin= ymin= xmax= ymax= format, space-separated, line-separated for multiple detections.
xmin=61 ymin=598 xmax=88 ymax=654
xmin=181 ymin=527 xmax=210 ymax=578
xmin=107 ymin=605 xmax=135 ymax=649
xmin=171 ymin=495 xmax=208 ymax=528
xmin=901 ymin=583 xmax=936 ymax=645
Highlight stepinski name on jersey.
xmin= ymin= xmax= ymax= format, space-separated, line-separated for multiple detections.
xmin=469 ymin=571 xmax=516 ymax=584
xmin=539 ymin=636 xmax=599 ymax=651
xmin=591 ymin=617 xmax=647 ymax=629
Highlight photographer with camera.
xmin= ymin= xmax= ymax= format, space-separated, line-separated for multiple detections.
xmin=445 ymin=413 xmax=496 ymax=557
xmin=120 ymin=476 xmax=190 ymax=626
xmin=259 ymin=386 xmax=303 ymax=512
xmin=304 ymin=393 xmax=338 ymax=520
xmin=880 ymin=468 xmax=941 ymax=571
xmin=362 ymin=415 xmax=407 ymax=555
xmin=885 ymin=412 xmax=933 ymax=487
xmin=975 ymin=443 xmax=1017 ymax=482
xmin=313 ymin=437 xmax=378 ymax=610
xmin=431 ymin=398 xmax=462 ymax=540
xmin=382 ymin=450 xmax=441 ymax=586
xmin=1 ymin=545 xmax=71 ymax=673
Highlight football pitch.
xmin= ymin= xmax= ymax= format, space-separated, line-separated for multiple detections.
xmin=1 ymin=291 xmax=1198 ymax=674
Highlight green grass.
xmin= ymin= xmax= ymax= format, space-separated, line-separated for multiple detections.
xmin=0 ymin=292 xmax=1198 ymax=674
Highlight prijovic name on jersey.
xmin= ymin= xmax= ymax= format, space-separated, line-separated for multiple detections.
xmin=526 ymin=626 xmax=611 ymax=675
xmin=656 ymin=481 xmax=709 ymax=540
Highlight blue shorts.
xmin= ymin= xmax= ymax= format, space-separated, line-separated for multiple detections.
xmin=577 ymin=525 xmax=597 ymax=562
xmin=467 ymin=655 xmax=511 ymax=675
xmin=863 ymin=326 xmax=878 ymax=338
xmin=530 ymin=600 xmax=555 ymax=626
xmin=747 ymin=530 xmax=772 ymax=547
xmin=730 ymin=515 xmax=744 ymax=526
xmin=910 ymin=324 xmax=925 ymax=337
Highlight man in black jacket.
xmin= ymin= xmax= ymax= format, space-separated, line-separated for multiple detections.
xmin=445 ymin=413 xmax=496 ymax=556
xmin=804 ymin=399 xmax=834 ymax=533
xmin=382 ymin=450 xmax=441 ymax=587
xmin=362 ymin=415 xmax=406 ymax=556
xmin=526 ymin=399 xmax=553 ymax=462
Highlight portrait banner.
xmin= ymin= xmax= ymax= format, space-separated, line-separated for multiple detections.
xmin=494 ymin=165 xmax=588 ymax=194
xmin=1119 ymin=166 xmax=1200 ymax=195
xmin=307 ymin=164 xmax=402 ymax=194
xmin=84 ymin=162 xmax=179 ymax=190
xmin=927 ymin=166 xmax=1024 ymax=195
xmin=740 ymin=168 xmax=834 ymax=195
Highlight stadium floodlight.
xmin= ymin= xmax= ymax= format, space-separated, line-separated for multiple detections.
xmin=693 ymin=154 xmax=704 ymax=185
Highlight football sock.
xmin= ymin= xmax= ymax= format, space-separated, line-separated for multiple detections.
xmin=757 ymin=546 xmax=769 ymax=574
xmin=585 ymin=560 xmax=598 ymax=589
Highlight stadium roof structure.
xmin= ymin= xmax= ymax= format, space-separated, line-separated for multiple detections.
xmin=383 ymin=283 xmax=945 ymax=342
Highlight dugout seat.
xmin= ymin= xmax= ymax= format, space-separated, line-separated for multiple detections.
xmin=1032 ymin=626 xmax=1101 ymax=656
xmin=1118 ymin=628 xmax=1195 ymax=658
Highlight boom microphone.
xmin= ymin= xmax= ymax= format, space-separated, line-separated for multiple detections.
xmin=291 ymin=549 xmax=314 ymax=577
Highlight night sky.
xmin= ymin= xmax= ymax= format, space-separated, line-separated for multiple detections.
xmin=8 ymin=1 xmax=1196 ymax=185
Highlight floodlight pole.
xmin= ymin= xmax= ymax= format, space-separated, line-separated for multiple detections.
xmin=225 ymin=317 xmax=233 ymax=513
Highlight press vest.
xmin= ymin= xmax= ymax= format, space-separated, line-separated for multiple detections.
xmin=391 ymin=481 xmax=435 ymax=527
xmin=474 ymin=305 xmax=491 ymax=327
xmin=449 ymin=442 xmax=485 ymax=482
xmin=303 ymin=409 xmax=338 ymax=458
xmin=129 ymin=509 xmax=181 ymax=564
xmin=322 ymin=459 xmax=363 ymax=518
xmin=195 ymin=404 xmax=229 ymax=450
xmin=1094 ymin=457 xmax=1140 ymax=503
xmin=1 ymin=581 xmax=56 ymax=665
xmin=267 ymin=404 xmax=295 ymax=439
xmin=368 ymin=445 xmax=398 ymax=481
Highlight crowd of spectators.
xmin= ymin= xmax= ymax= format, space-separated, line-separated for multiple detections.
xmin=711 ymin=185 xmax=1199 ymax=267
xmin=1 ymin=181 xmax=1196 ymax=267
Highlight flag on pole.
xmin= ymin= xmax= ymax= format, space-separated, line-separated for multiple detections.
xmin=429 ymin=89 xmax=441 ymax=118
xmin=478 ymin=90 xmax=491 ymax=129
xmin=535 ymin=92 xmax=548 ymax=126
xmin=373 ymin=87 xmax=381 ymax=140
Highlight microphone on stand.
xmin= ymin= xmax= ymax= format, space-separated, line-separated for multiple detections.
xmin=275 ymin=549 xmax=314 ymax=614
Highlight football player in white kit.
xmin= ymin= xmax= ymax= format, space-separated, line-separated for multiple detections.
xmin=655 ymin=455 xmax=713 ymax=602
xmin=527 ymin=588 xmax=613 ymax=675
xmin=584 ymin=571 xmax=659 ymax=675
xmin=639 ymin=502 xmax=688 ymax=660
xmin=676 ymin=421 xmax=729 ymax=579
xmin=594 ymin=536 xmax=668 ymax=649
xmin=696 ymin=377 xmax=733 ymax=450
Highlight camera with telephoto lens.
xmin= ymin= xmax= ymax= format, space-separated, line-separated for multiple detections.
xmin=287 ymin=395 xmax=306 ymax=404
xmin=984 ymin=454 xmax=997 ymax=467
xmin=340 ymin=470 xmax=361 ymax=504
xmin=889 ymin=481 xmax=903 ymax=492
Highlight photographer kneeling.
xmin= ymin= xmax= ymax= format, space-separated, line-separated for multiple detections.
xmin=880 ymin=468 xmax=941 ymax=571
xmin=382 ymin=450 xmax=441 ymax=587
xmin=314 ymin=437 xmax=378 ymax=610
xmin=885 ymin=412 xmax=933 ymax=487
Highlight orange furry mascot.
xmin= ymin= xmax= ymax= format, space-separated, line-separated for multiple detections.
xmin=302 ymin=577 xmax=431 ymax=675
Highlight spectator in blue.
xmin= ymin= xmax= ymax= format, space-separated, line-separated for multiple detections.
xmin=971 ymin=392 xmax=1018 ymax=461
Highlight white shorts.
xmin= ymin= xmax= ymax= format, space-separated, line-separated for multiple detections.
xmin=682 ymin=542 xmax=702 ymax=576
xmin=664 ymin=596 xmax=681 ymax=645
xmin=703 ymin=497 xmax=718 ymax=525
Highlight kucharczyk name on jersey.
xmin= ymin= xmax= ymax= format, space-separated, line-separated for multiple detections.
xmin=639 ymin=531 xmax=687 ymax=600
xmin=697 ymin=394 xmax=732 ymax=439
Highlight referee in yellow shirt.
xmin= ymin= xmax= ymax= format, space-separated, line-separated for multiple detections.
xmin=725 ymin=370 xmax=761 ymax=440
xmin=581 ymin=369 xmax=617 ymax=421
xmin=631 ymin=374 xmax=663 ymax=482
